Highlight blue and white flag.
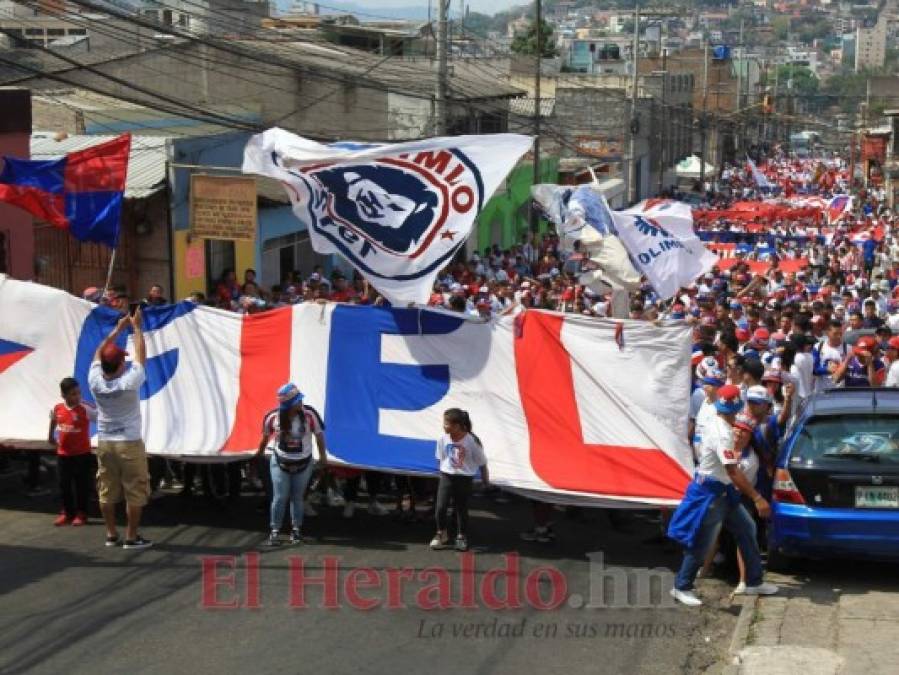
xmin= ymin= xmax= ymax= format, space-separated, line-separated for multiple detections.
xmin=611 ymin=199 xmax=717 ymax=300
xmin=746 ymin=156 xmax=772 ymax=190
xmin=243 ymin=128 xmax=533 ymax=305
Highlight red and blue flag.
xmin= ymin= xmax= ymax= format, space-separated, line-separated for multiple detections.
xmin=0 ymin=134 xmax=130 ymax=248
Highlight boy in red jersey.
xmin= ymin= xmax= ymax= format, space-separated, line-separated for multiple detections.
xmin=48 ymin=378 xmax=97 ymax=526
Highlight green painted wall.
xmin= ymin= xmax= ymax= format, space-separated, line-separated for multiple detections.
xmin=475 ymin=157 xmax=559 ymax=252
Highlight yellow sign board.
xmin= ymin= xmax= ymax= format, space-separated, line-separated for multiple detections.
xmin=189 ymin=174 xmax=257 ymax=241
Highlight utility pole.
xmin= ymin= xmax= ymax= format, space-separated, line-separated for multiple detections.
xmin=785 ymin=62 xmax=794 ymax=154
xmin=435 ymin=0 xmax=448 ymax=135
xmin=736 ymin=20 xmax=743 ymax=112
xmin=529 ymin=0 xmax=542 ymax=230
xmin=657 ymin=47 xmax=668 ymax=195
xmin=628 ymin=1 xmax=640 ymax=204
xmin=699 ymin=40 xmax=709 ymax=191
xmin=773 ymin=62 xmax=779 ymax=146
xmin=735 ymin=19 xmax=743 ymax=157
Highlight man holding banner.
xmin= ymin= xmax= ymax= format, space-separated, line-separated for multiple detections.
xmin=88 ymin=308 xmax=152 ymax=550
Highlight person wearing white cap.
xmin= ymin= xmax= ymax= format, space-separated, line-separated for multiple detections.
xmin=744 ymin=385 xmax=778 ymax=476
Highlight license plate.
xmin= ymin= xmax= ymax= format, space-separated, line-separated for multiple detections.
xmin=855 ymin=486 xmax=899 ymax=508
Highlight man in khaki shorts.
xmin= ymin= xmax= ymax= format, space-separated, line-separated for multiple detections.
xmin=88 ymin=306 xmax=151 ymax=550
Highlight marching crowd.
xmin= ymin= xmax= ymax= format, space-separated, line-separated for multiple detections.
xmin=7 ymin=151 xmax=899 ymax=606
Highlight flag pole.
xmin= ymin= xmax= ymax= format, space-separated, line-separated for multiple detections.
xmin=102 ymin=247 xmax=117 ymax=298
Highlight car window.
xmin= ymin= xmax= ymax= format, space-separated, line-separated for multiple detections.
xmin=791 ymin=416 xmax=899 ymax=464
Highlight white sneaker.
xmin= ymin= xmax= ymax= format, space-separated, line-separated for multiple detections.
xmin=743 ymin=582 xmax=779 ymax=596
xmin=670 ymin=588 xmax=703 ymax=607
xmin=326 ymin=488 xmax=345 ymax=507
xmin=734 ymin=582 xmax=747 ymax=594
xmin=368 ymin=500 xmax=388 ymax=516
xmin=342 ymin=502 xmax=355 ymax=519
xmin=429 ymin=534 xmax=449 ymax=550
xmin=304 ymin=501 xmax=318 ymax=517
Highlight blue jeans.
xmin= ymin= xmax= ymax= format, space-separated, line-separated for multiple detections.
xmin=674 ymin=493 xmax=764 ymax=591
xmin=269 ymin=454 xmax=314 ymax=531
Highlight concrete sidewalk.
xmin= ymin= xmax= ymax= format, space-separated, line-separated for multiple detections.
xmin=727 ymin=570 xmax=899 ymax=675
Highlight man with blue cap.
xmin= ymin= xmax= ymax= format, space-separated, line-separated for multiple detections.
xmin=690 ymin=366 xmax=725 ymax=461
xmin=668 ymin=384 xmax=779 ymax=606
xmin=256 ymin=383 xmax=328 ymax=546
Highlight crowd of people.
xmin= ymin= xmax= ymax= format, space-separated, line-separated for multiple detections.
xmin=7 ymin=150 xmax=899 ymax=606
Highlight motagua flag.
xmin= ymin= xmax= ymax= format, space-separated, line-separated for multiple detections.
xmin=0 ymin=275 xmax=692 ymax=507
xmin=612 ymin=199 xmax=717 ymax=300
xmin=243 ymin=129 xmax=533 ymax=306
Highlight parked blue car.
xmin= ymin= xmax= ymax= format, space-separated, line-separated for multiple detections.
xmin=769 ymin=388 xmax=899 ymax=569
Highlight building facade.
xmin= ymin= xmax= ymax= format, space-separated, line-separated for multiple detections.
xmin=855 ymin=18 xmax=886 ymax=71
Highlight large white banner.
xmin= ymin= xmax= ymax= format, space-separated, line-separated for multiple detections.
xmin=612 ymin=199 xmax=717 ymax=300
xmin=242 ymin=129 xmax=533 ymax=306
xmin=0 ymin=276 xmax=693 ymax=506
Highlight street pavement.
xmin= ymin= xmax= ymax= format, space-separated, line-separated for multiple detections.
xmin=0 ymin=458 xmax=744 ymax=675
xmin=729 ymin=560 xmax=899 ymax=675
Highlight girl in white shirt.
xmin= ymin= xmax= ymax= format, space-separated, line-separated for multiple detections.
xmin=430 ymin=408 xmax=489 ymax=552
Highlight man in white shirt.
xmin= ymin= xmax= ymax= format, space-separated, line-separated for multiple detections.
xmin=789 ymin=334 xmax=815 ymax=402
xmin=813 ymin=320 xmax=848 ymax=392
xmin=88 ymin=308 xmax=150 ymax=550
xmin=670 ymin=385 xmax=778 ymax=606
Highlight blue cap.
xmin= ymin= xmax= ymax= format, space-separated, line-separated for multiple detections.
xmin=277 ymin=383 xmax=304 ymax=410
xmin=715 ymin=398 xmax=744 ymax=415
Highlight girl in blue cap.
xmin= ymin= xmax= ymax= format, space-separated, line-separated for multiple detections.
xmin=256 ymin=383 xmax=328 ymax=546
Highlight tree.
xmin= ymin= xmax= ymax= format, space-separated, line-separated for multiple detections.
xmin=771 ymin=16 xmax=790 ymax=41
xmin=510 ymin=19 xmax=558 ymax=58
xmin=776 ymin=65 xmax=819 ymax=96
xmin=797 ymin=18 xmax=833 ymax=45
xmin=821 ymin=70 xmax=868 ymax=114
xmin=463 ymin=10 xmax=509 ymax=36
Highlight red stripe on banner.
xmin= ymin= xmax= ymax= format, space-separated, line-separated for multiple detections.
xmin=716 ymin=258 xmax=808 ymax=274
xmin=0 ymin=349 xmax=33 ymax=375
xmin=220 ymin=306 xmax=292 ymax=453
xmin=514 ymin=311 xmax=689 ymax=500
xmin=63 ymin=135 xmax=131 ymax=193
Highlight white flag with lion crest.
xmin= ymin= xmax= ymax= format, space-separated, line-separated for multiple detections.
xmin=243 ymin=128 xmax=533 ymax=305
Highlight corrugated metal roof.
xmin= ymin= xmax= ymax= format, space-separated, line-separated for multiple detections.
xmin=29 ymin=133 xmax=168 ymax=198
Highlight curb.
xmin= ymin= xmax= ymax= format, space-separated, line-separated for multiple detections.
xmin=719 ymin=596 xmax=758 ymax=674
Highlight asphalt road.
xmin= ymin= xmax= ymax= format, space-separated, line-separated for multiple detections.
xmin=0 ymin=460 xmax=741 ymax=675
